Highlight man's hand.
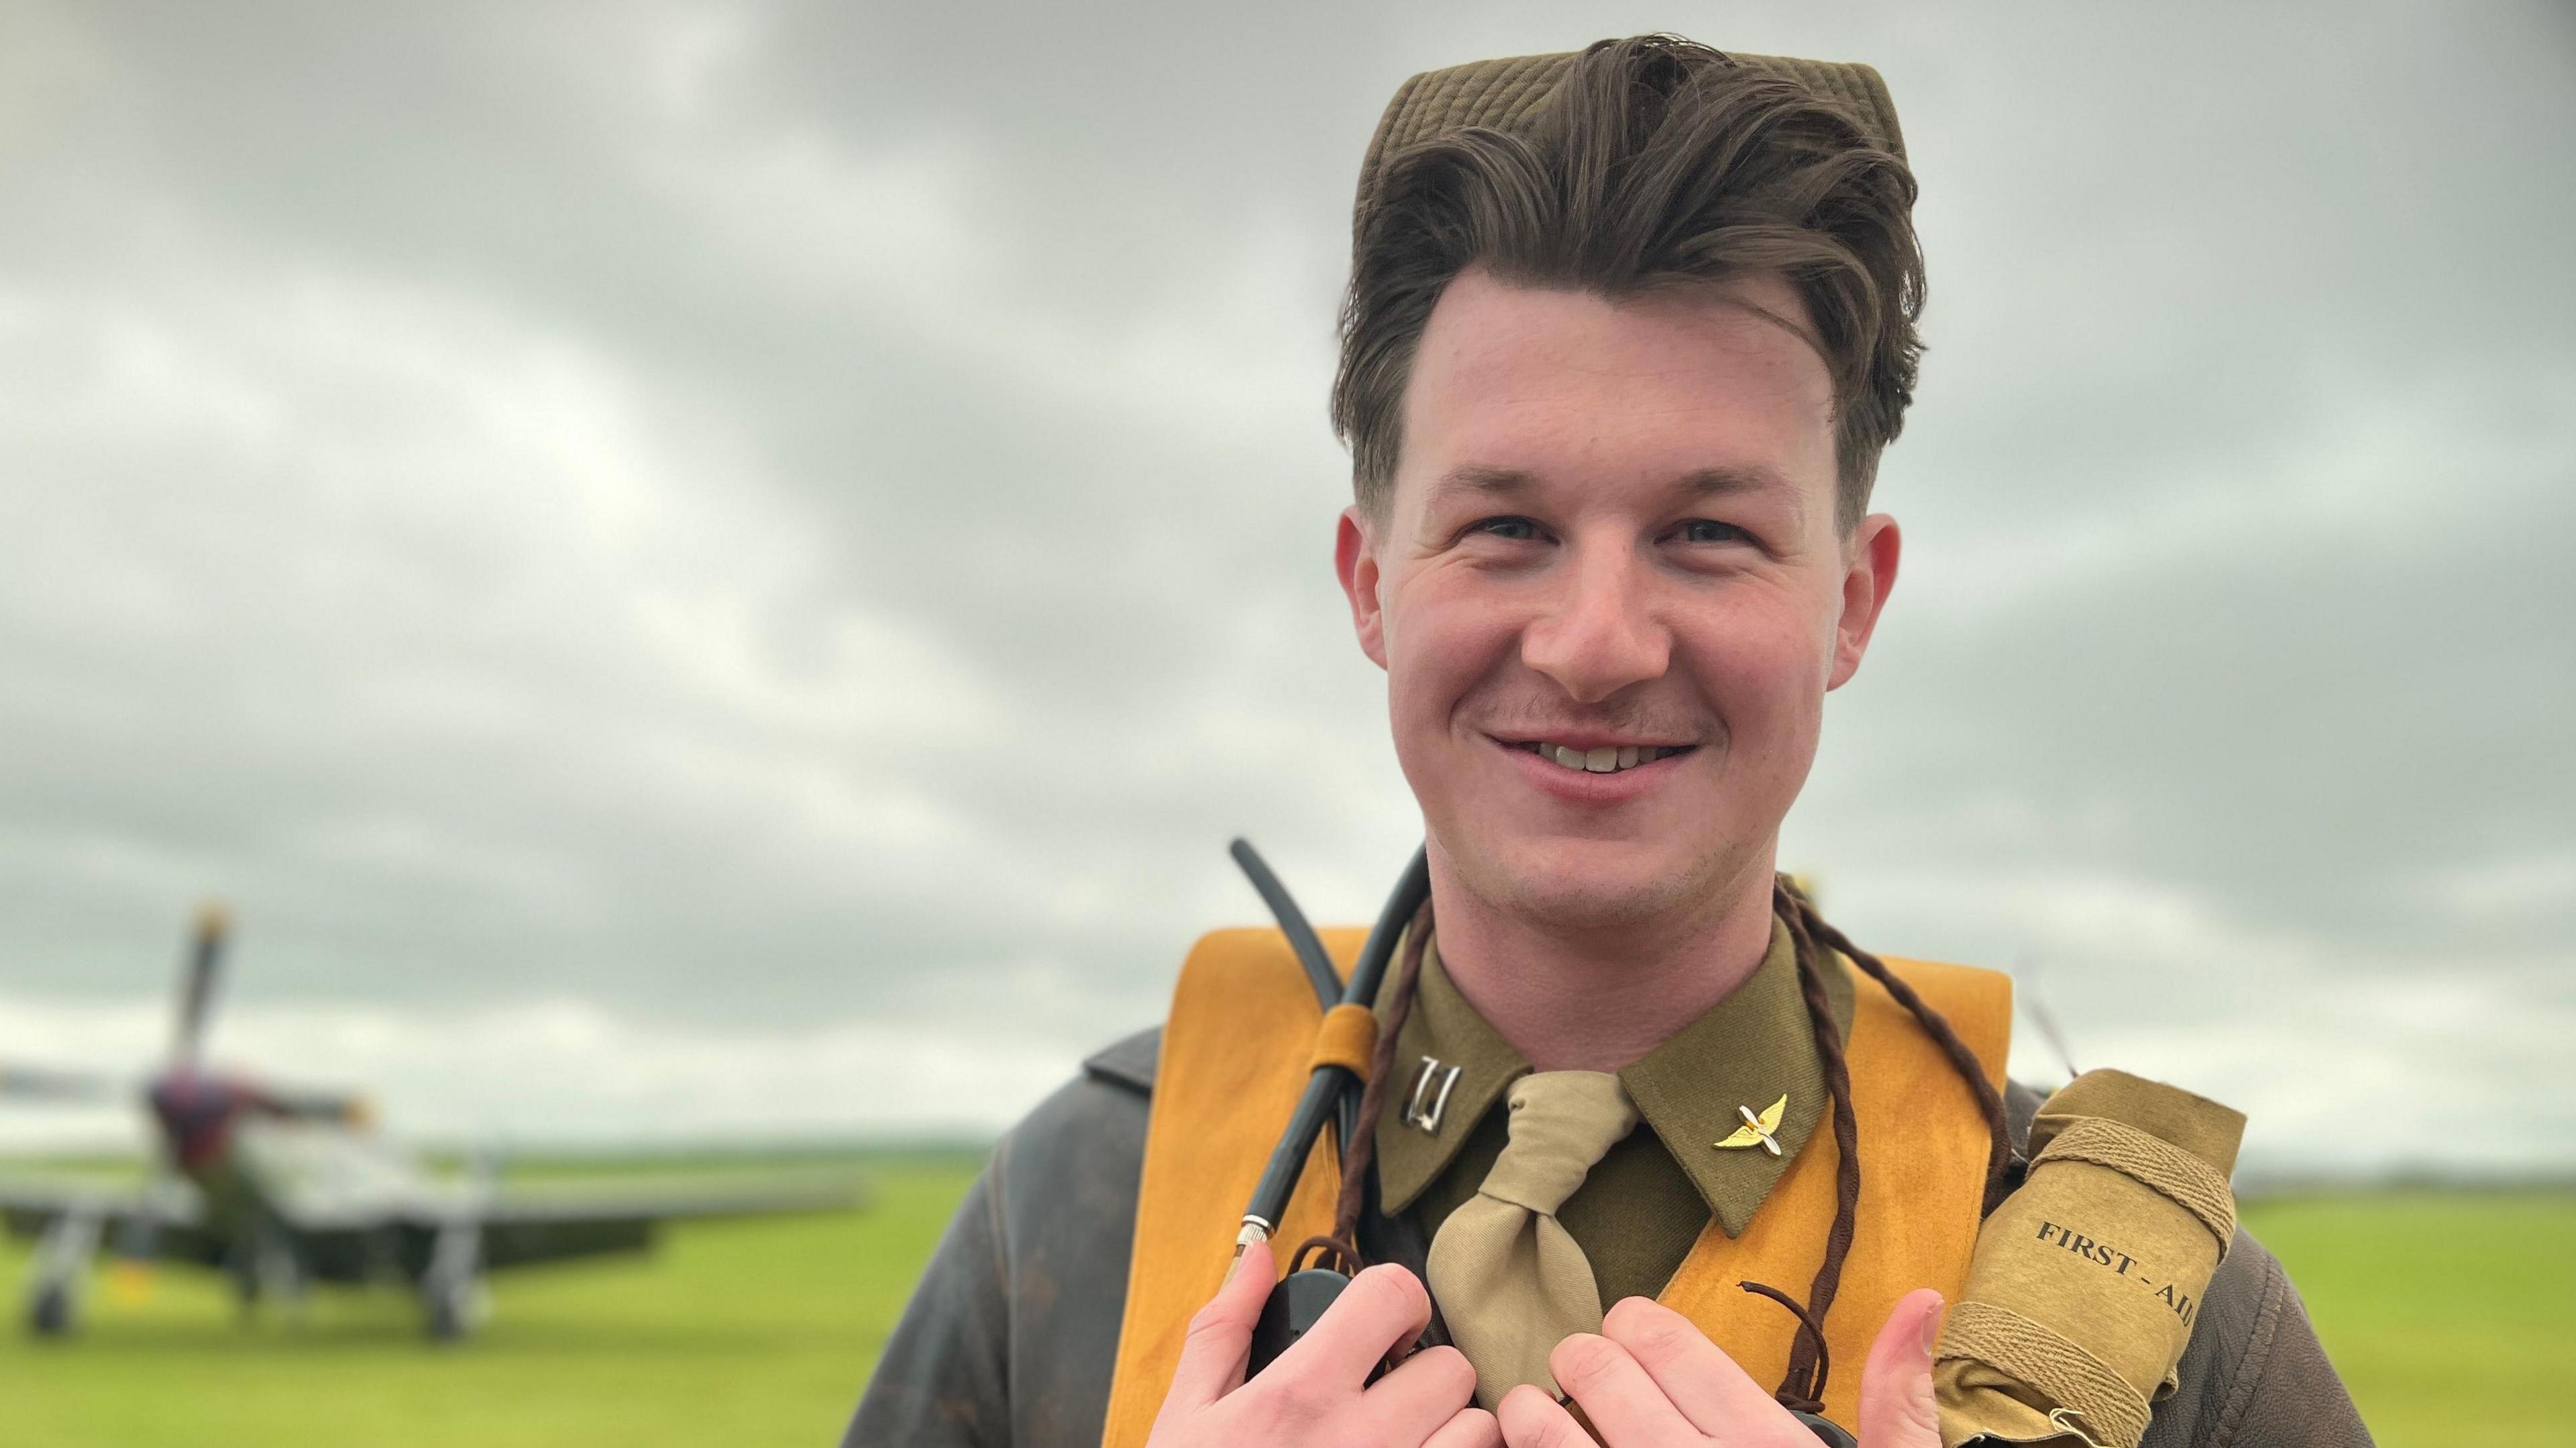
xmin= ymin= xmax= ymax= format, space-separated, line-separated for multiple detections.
xmin=1147 ymin=1241 xmax=1501 ymax=1448
xmin=1495 ymin=1291 xmax=1946 ymax=1448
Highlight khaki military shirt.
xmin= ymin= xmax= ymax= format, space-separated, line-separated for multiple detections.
xmin=1375 ymin=921 xmax=1855 ymax=1308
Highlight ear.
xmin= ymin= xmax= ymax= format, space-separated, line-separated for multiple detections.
xmin=1335 ymin=506 xmax=1389 ymax=670
xmin=1827 ymin=512 xmax=1900 ymax=691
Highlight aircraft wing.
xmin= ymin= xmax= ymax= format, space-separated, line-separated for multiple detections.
xmin=424 ymin=1170 xmax=865 ymax=1271
xmin=0 ymin=1172 xmax=222 ymax=1264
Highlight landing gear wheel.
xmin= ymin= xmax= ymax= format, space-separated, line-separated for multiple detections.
xmin=427 ymin=1290 xmax=462 ymax=1341
xmin=423 ymin=1275 xmax=482 ymax=1342
xmin=29 ymin=1282 xmax=75 ymax=1337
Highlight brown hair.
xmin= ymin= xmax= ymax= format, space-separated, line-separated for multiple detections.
xmin=1331 ymin=36 xmax=1925 ymax=531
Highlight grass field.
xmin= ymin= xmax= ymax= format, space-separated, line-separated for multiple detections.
xmin=0 ymin=1162 xmax=2567 ymax=1446
xmin=0 ymin=1152 xmax=980 ymax=1447
xmin=2237 ymin=1192 xmax=2574 ymax=1447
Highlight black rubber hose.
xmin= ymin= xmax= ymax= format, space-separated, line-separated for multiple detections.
xmin=1339 ymin=846 xmax=1431 ymax=1021
xmin=1228 ymin=839 xmax=1343 ymax=1013
xmin=1241 ymin=846 xmax=1431 ymax=1236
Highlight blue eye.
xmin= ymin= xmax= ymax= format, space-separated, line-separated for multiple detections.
xmin=1678 ymin=519 xmax=1749 ymax=545
xmin=1474 ymin=516 xmax=1542 ymax=541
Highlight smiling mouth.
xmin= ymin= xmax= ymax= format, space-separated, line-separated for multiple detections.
xmin=1505 ymin=739 xmax=1696 ymax=775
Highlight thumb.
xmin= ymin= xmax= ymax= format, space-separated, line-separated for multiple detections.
xmin=1161 ymin=1238 xmax=1275 ymax=1412
xmin=1856 ymin=1288 xmax=1945 ymax=1448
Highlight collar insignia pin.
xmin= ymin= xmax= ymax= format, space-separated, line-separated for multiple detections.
xmin=1715 ymin=1093 xmax=1788 ymax=1157
xmin=1401 ymin=1056 xmax=1462 ymax=1135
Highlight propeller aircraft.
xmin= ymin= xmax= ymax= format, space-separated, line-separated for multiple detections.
xmin=0 ymin=905 xmax=861 ymax=1340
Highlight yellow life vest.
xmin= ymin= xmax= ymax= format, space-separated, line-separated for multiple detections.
xmin=1101 ymin=926 xmax=2012 ymax=1446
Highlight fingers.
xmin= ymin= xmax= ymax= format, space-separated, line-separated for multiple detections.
xmin=1600 ymin=1296 xmax=1775 ymax=1436
xmin=1162 ymin=1238 xmax=1273 ymax=1412
xmin=1273 ymin=1262 xmax=1434 ymax=1386
xmin=1424 ymin=1406 xmax=1505 ymax=1448
xmin=1360 ymin=1345 xmax=1485 ymax=1444
xmin=1856 ymin=1289 xmax=1946 ymax=1448
xmin=1495 ymin=1383 xmax=1597 ymax=1448
xmin=1547 ymin=1330 xmax=1697 ymax=1444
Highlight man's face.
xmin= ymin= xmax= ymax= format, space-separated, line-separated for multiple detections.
xmin=1336 ymin=268 xmax=1899 ymax=932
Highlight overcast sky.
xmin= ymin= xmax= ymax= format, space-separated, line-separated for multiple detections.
xmin=1 ymin=0 xmax=2568 ymax=1170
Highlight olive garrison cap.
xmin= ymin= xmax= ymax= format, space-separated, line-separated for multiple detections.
xmin=1353 ymin=44 xmax=1907 ymax=237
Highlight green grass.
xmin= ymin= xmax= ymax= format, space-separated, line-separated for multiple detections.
xmin=0 ymin=1152 xmax=981 ymax=1448
xmin=0 ymin=1166 xmax=2565 ymax=1446
xmin=2241 ymin=1191 xmax=2576 ymax=1448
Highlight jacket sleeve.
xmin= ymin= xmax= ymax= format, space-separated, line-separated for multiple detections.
xmin=842 ymin=1034 xmax=1159 ymax=1448
xmin=2141 ymin=1227 xmax=2373 ymax=1448
xmin=840 ymin=1154 xmax=1016 ymax=1448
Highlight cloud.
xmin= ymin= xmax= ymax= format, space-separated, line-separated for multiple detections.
xmin=0 ymin=989 xmax=1083 ymax=1152
xmin=0 ymin=0 xmax=2567 ymax=1168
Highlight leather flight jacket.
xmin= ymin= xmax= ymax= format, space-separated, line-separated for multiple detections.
xmin=841 ymin=1028 xmax=2372 ymax=1448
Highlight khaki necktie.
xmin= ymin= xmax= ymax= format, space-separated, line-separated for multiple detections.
xmin=1426 ymin=1070 xmax=1641 ymax=1408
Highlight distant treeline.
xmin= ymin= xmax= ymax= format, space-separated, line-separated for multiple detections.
xmin=2237 ymin=1166 xmax=2576 ymax=1199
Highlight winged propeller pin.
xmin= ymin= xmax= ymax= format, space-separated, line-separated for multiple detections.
xmin=1715 ymin=1093 xmax=1788 ymax=1157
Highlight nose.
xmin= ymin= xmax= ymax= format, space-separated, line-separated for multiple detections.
xmin=1519 ymin=535 xmax=1670 ymax=704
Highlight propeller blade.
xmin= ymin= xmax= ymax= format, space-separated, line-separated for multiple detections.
xmin=172 ymin=901 xmax=230 ymax=1068
xmin=0 ymin=1062 xmax=122 ymax=1101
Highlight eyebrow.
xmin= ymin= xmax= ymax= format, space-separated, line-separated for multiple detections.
xmin=1429 ymin=463 xmax=1540 ymax=500
xmin=1429 ymin=462 xmax=1801 ymax=503
xmin=1673 ymin=465 xmax=1798 ymax=500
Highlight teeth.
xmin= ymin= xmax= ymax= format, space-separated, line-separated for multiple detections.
xmin=1530 ymin=742 xmax=1676 ymax=773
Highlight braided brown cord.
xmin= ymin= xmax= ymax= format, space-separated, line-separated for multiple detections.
xmin=1738 ymin=1280 xmax=1835 ymax=1414
xmin=1767 ymin=883 xmax=1862 ymax=1411
xmin=1786 ymin=887 xmax=2017 ymax=1215
xmin=1760 ymin=876 xmax=2015 ymax=1414
xmin=1330 ymin=898 xmax=1436 ymax=1254
xmin=1289 ymin=1235 xmax=1362 ymax=1278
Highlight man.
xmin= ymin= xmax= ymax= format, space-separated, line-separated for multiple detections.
xmin=845 ymin=36 xmax=2367 ymax=1448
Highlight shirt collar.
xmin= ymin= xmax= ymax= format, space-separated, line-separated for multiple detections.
xmin=1371 ymin=914 xmax=1854 ymax=1238
xmin=1619 ymin=915 xmax=1853 ymax=1237
xmin=1373 ymin=932 xmax=1523 ymax=1216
